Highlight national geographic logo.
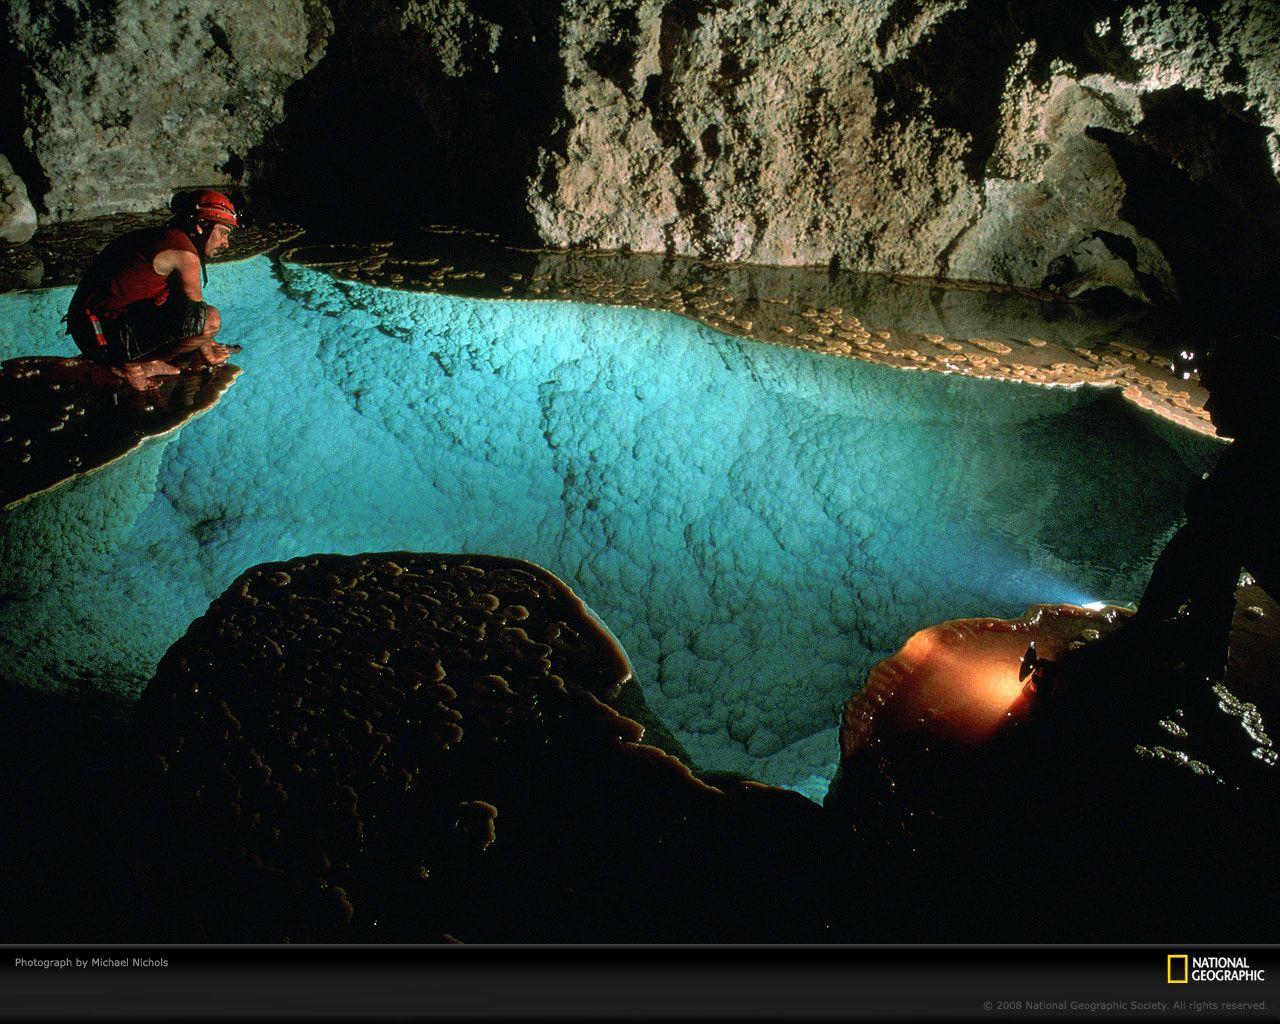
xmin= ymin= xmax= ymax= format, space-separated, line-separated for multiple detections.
xmin=1168 ymin=954 xmax=1267 ymax=983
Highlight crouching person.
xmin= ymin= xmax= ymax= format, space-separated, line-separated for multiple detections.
xmin=65 ymin=189 xmax=240 ymax=391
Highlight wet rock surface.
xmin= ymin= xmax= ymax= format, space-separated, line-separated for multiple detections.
xmin=113 ymin=562 xmax=1280 ymax=942
xmin=838 ymin=603 xmax=1132 ymax=754
xmin=0 ymin=360 xmax=237 ymax=511
xmin=133 ymin=553 xmax=856 ymax=942
xmin=284 ymin=228 xmax=1218 ymax=436
xmin=2 ymin=553 xmax=1276 ymax=942
xmin=835 ymin=593 xmax=1280 ymax=798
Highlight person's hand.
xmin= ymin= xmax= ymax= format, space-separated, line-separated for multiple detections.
xmin=194 ymin=342 xmax=235 ymax=367
xmin=135 ymin=358 xmax=182 ymax=377
xmin=113 ymin=360 xmax=179 ymax=392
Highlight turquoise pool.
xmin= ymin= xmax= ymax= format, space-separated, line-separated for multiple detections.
xmin=0 ymin=257 xmax=1219 ymax=794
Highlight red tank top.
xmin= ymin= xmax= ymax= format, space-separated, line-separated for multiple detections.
xmin=69 ymin=226 xmax=198 ymax=321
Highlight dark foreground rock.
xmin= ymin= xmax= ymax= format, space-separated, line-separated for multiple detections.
xmin=827 ymin=601 xmax=1280 ymax=942
xmin=133 ymin=553 xmax=867 ymax=943
xmin=6 ymin=554 xmax=1278 ymax=942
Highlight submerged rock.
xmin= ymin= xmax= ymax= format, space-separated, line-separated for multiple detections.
xmin=282 ymin=232 xmax=1220 ymax=436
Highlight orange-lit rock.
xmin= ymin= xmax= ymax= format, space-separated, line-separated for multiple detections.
xmin=841 ymin=604 xmax=1129 ymax=755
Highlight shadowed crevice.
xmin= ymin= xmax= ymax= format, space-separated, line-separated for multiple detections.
xmin=1090 ymin=86 xmax=1280 ymax=328
xmin=871 ymin=0 xmax=1141 ymax=181
xmin=248 ymin=2 xmax=564 ymax=244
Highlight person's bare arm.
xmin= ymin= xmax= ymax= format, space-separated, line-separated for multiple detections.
xmin=152 ymin=249 xmax=203 ymax=302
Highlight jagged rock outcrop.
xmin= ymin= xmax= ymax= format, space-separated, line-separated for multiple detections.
xmin=947 ymin=2 xmax=1280 ymax=308
xmin=947 ymin=79 xmax=1181 ymax=305
xmin=1 ymin=0 xmax=331 ymax=219
xmin=3 ymin=1 xmax=1278 ymax=305
xmin=530 ymin=0 xmax=1280 ymax=306
xmin=0 ymin=154 xmax=36 ymax=243
xmin=530 ymin=0 xmax=984 ymax=272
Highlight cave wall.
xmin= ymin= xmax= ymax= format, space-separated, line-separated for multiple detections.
xmin=0 ymin=0 xmax=332 ymax=219
xmin=3 ymin=1 xmax=1278 ymax=308
xmin=532 ymin=0 xmax=1280 ymax=309
xmin=244 ymin=0 xmax=563 ymax=239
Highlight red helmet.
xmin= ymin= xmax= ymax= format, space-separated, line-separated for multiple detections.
xmin=177 ymin=189 xmax=238 ymax=228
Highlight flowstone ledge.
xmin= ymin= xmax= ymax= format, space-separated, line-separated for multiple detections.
xmin=0 ymin=360 xmax=237 ymax=511
xmin=134 ymin=552 xmax=866 ymax=943
xmin=284 ymin=228 xmax=1218 ymax=437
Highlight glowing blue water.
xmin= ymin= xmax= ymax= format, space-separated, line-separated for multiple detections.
xmin=0 ymin=258 xmax=1219 ymax=791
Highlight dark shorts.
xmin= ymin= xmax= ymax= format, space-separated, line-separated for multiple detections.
xmin=71 ymin=297 xmax=208 ymax=366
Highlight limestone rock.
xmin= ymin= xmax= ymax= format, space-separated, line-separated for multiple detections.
xmin=528 ymin=0 xmax=1280 ymax=303
xmin=2 ymin=0 xmax=332 ymax=219
xmin=949 ymin=132 xmax=1176 ymax=304
xmin=0 ymin=155 xmax=37 ymax=244
xmin=529 ymin=0 xmax=981 ymax=273
xmin=6 ymin=0 xmax=1280 ymax=304
xmin=400 ymin=0 xmax=502 ymax=78
xmin=1122 ymin=0 xmax=1280 ymax=175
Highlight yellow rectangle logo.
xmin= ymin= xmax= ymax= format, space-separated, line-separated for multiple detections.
xmin=1168 ymin=954 xmax=1189 ymax=984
